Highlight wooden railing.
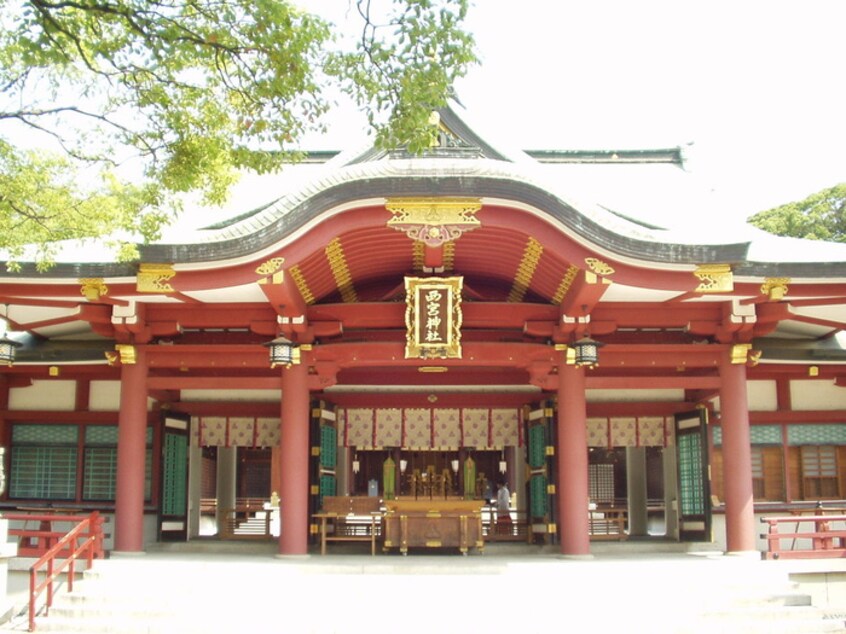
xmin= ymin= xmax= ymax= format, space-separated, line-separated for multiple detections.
xmin=481 ymin=507 xmax=530 ymax=542
xmin=219 ymin=504 xmax=276 ymax=539
xmin=5 ymin=511 xmax=105 ymax=631
xmin=761 ymin=513 xmax=846 ymax=560
xmin=589 ymin=506 xmax=628 ymax=540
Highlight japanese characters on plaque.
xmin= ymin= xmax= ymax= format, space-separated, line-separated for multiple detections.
xmin=405 ymin=276 xmax=463 ymax=359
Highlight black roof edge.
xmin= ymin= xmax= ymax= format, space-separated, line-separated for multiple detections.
xmin=133 ymin=174 xmax=752 ymax=268
xmin=524 ymin=148 xmax=684 ymax=165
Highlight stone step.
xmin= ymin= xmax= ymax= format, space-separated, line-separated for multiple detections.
xmin=15 ymin=555 xmax=845 ymax=634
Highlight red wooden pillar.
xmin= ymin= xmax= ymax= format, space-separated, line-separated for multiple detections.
xmin=278 ymin=360 xmax=310 ymax=556
xmin=557 ymin=361 xmax=591 ymax=556
xmin=114 ymin=347 xmax=148 ymax=553
xmin=719 ymin=351 xmax=757 ymax=554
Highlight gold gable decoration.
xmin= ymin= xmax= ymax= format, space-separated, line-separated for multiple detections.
xmin=137 ymin=263 xmax=175 ymax=293
xmin=79 ymin=278 xmax=108 ymax=301
xmin=761 ymin=277 xmax=790 ymax=300
xmin=386 ymin=197 xmax=481 ymax=247
xmin=694 ymin=264 xmax=733 ymax=293
xmin=405 ymin=276 xmax=463 ymax=359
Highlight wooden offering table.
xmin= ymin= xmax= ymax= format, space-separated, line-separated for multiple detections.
xmin=383 ymin=499 xmax=484 ymax=555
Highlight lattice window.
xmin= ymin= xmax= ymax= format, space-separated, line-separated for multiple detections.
xmin=9 ymin=424 xmax=78 ymax=500
xmin=10 ymin=423 xmax=153 ymax=503
xmin=589 ymin=464 xmax=615 ymax=505
xmin=82 ymin=426 xmax=153 ymax=502
xmin=751 ymin=447 xmax=764 ymax=499
xmin=801 ymin=445 xmax=839 ymax=499
xmin=10 ymin=445 xmax=77 ymax=500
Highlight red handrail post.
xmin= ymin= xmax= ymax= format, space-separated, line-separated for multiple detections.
xmin=20 ymin=510 xmax=106 ymax=631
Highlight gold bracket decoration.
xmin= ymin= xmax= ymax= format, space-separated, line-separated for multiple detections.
xmin=255 ymin=257 xmax=285 ymax=284
xmin=386 ymin=197 xmax=482 ymax=247
xmin=289 ymin=265 xmax=316 ymax=305
xmin=555 ymin=342 xmax=577 ymax=365
xmin=694 ymin=264 xmax=734 ymax=293
xmin=405 ymin=276 xmax=463 ymax=359
xmin=325 ymin=238 xmax=357 ymax=303
xmin=761 ymin=277 xmax=790 ymax=301
xmin=584 ymin=258 xmax=615 ymax=285
xmin=508 ymin=237 xmax=544 ymax=303
xmin=137 ymin=264 xmax=175 ymax=293
xmin=114 ymin=344 xmax=137 ymax=365
xmin=79 ymin=278 xmax=108 ymax=301
xmin=552 ymin=265 xmax=580 ymax=305
xmin=585 ymin=258 xmax=615 ymax=278
xmin=730 ymin=343 xmax=751 ymax=365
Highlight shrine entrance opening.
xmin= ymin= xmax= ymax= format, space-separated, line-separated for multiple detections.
xmin=195 ymin=444 xmax=278 ymax=539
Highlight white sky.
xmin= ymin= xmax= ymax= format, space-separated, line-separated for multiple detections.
xmin=303 ymin=0 xmax=846 ymax=221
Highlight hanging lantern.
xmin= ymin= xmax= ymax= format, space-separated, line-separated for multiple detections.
xmin=264 ymin=336 xmax=300 ymax=368
xmin=0 ymin=334 xmax=21 ymax=367
xmin=572 ymin=336 xmax=603 ymax=368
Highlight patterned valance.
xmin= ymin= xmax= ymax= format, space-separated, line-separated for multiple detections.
xmin=586 ymin=417 xmax=671 ymax=448
xmin=712 ymin=424 xmax=782 ymax=447
xmin=712 ymin=423 xmax=846 ymax=447
xmin=340 ymin=407 xmax=520 ymax=449
xmin=191 ymin=417 xmax=280 ymax=448
xmin=787 ymin=424 xmax=846 ymax=446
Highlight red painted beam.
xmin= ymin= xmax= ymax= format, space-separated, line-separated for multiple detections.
xmin=586 ymin=402 xmax=697 ymax=417
xmin=320 ymin=392 xmax=538 ymax=409
xmin=585 ymin=376 xmax=721 ymax=389
xmin=1 ymin=410 xmax=118 ymax=422
xmin=147 ymin=376 xmax=281 ymax=390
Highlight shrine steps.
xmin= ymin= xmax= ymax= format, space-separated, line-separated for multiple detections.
xmin=4 ymin=549 xmax=846 ymax=633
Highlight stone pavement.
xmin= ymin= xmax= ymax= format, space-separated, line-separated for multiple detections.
xmin=2 ymin=542 xmax=846 ymax=633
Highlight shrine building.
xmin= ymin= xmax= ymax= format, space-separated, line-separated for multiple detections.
xmin=2 ymin=104 xmax=846 ymax=558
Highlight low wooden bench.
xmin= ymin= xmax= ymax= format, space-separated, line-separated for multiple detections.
xmin=313 ymin=496 xmax=383 ymax=555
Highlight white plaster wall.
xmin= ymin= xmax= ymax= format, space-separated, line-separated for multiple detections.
xmin=746 ymin=380 xmax=777 ymax=412
xmin=181 ymin=389 xmax=281 ymax=402
xmin=89 ymin=380 xmax=121 ymax=411
xmin=791 ymin=379 xmax=846 ymax=410
xmin=9 ymin=380 xmax=75 ymax=410
xmin=587 ymin=389 xmax=684 ymax=403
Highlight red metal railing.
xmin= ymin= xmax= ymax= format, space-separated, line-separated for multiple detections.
xmin=5 ymin=511 xmax=105 ymax=631
xmin=761 ymin=513 xmax=846 ymax=560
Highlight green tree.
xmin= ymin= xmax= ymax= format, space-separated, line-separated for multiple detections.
xmin=0 ymin=0 xmax=476 ymax=269
xmin=749 ymin=183 xmax=846 ymax=243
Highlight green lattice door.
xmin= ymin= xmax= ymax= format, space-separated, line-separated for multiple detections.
xmin=309 ymin=402 xmax=337 ymax=540
xmin=675 ymin=409 xmax=711 ymax=541
xmin=159 ymin=415 xmax=189 ymax=542
xmin=526 ymin=402 xmax=556 ymax=544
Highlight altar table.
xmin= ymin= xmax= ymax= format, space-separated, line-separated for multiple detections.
xmin=382 ymin=499 xmax=484 ymax=555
